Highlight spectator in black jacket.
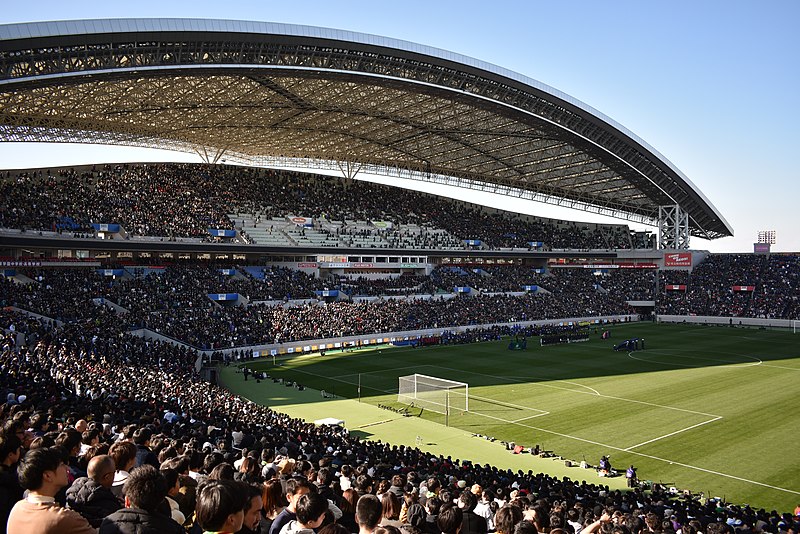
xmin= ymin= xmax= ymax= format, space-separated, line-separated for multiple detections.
xmin=458 ymin=491 xmax=488 ymax=534
xmin=0 ymin=433 xmax=24 ymax=532
xmin=437 ymin=504 xmax=463 ymax=534
xmin=66 ymin=454 xmax=122 ymax=527
xmin=99 ymin=464 xmax=183 ymax=534
xmin=424 ymin=496 xmax=443 ymax=534
xmin=133 ymin=428 xmax=159 ymax=469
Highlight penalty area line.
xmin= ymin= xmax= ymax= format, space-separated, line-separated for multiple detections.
xmin=431 ymin=364 xmax=722 ymax=418
xmin=465 ymin=409 xmax=800 ymax=497
xmin=623 ymin=416 xmax=723 ymax=451
xmin=510 ymin=412 xmax=550 ymax=424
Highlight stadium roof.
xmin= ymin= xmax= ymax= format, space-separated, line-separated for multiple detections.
xmin=0 ymin=18 xmax=732 ymax=239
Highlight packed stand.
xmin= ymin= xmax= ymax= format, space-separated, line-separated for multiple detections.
xmin=2 ymin=253 xmax=799 ymax=352
xmin=657 ymin=255 xmax=770 ymax=318
xmin=594 ymin=270 xmax=657 ymax=302
xmin=141 ymin=292 xmax=630 ymax=350
xmin=749 ymin=255 xmax=800 ymax=319
xmin=0 ymin=164 xmax=644 ymax=250
xmin=2 ymin=265 xmax=636 ymax=349
xmin=1 ymin=310 xmax=798 ymax=534
xmin=0 ymin=165 xmax=234 ymax=239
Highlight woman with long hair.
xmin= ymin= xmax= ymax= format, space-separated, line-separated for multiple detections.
xmin=380 ymin=491 xmax=403 ymax=528
xmin=494 ymin=505 xmax=524 ymax=534
xmin=337 ymin=488 xmax=359 ymax=533
xmin=260 ymin=478 xmax=289 ymax=534
xmin=236 ymin=455 xmax=263 ymax=485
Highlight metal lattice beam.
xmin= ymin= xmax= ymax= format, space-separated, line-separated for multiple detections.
xmin=659 ymin=204 xmax=690 ymax=250
xmin=0 ymin=19 xmax=733 ymax=239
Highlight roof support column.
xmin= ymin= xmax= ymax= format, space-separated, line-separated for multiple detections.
xmin=196 ymin=147 xmax=229 ymax=165
xmin=658 ymin=204 xmax=690 ymax=249
xmin=337 ymin=161 xmax=363 ymax=180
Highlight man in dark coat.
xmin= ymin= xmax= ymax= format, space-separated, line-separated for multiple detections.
xmin=99 ymin=464 xmax=183 ymax=534
xmin=66 ymin=454 xmax=123 ymax=527
xmin=0 ymin=433 xmax=24 ymax=532
xmin=457 ymin=491 xmax=487 ymax=534
xmin=424 ymin=496 xmax=443 ymax=534
xmin=132 ymin=428 xmax=158 ymax=469
xmin=388 ymin=474 xmax=406 ymax=499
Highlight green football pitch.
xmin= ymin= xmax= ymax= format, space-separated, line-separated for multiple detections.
xmin=221 ymin=322 xmax=800 ymax=512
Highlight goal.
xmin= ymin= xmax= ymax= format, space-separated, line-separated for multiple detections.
xmin=397 ymin=374 xmax=469 ymax=414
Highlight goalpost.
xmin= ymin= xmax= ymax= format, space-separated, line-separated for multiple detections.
xmin=397 ymin=374 xmax=469 ymax=414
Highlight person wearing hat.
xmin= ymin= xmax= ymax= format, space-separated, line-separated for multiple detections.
xmin=277 ymin=458 xmax=296 ymax=477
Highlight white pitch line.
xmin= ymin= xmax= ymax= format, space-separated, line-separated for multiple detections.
xmin=257 ymin=361 xmax=799 ymax=496
xmin=464 ymin=407 xmax=612 ymax=444
xmin=287 ymin=366 xmax=394 ymax=393
xmin=511 ymin=412 xmax=550 ymax=423
xmin=431 ymin=365 xmax=722 ymax=418
xmin=628 ymin=450 xmax=800 ymax=496
xmin=334 ymin=363 xmax=435 ymax=381
xmin=462 ymin=408 xmax=799 ymax=497
xmin=628 ymin=350 xmax=762 ymax=368
xmin=624 ymin=416 xmax=723 ymax=451
xmin=557 ymin=380 xmax=600 ymax=395
xmin=469 ymin=393 xmax=548 ymax=414
xmin=760 ymin=363 xmax=800 ymax=371
xmin=588 ymin=391 xmax=721 ymax=418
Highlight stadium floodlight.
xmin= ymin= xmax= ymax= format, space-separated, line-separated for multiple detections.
xmin=397 ymin=374 xmax=468 ymax=415
xmin=757 ymin=230 xmax=776 ymax=244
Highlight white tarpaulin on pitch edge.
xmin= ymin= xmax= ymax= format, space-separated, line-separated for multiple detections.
xmin=314 ymin=418 xmax=344 ymax=426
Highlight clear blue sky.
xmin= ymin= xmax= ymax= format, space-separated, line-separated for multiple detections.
xmin=1 ymin=1 xmax=798 ymax=252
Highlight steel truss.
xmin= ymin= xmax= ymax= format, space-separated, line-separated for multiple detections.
xmin=0 ymin=21 xmax=732 ymax=239
xmin=659 ymin=204 xmax=690 ymax=250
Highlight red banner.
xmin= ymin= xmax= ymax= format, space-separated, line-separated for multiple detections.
xmin=732 ymin=285 xmax=755 ymax=292
xmin=665 ymin=285 xmax=687 ymax=291
xmin=664 ymin=252 xmax=692 ymax=267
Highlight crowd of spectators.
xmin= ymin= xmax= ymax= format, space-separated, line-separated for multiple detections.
xmin=743 ymin=255 xmax=800 ymax=320
xmin=1 ymin=310 xmax=798 ymax=534
xmin=1 ymin=163 xmax=799 ymax=533
xmin=142 ymin=291 xmax=631 ymax=349
xmin=3 ymin=253 xmax=799 ymax=349
xmin=657 ymin=254 xmax=800 ymax=319
xmin=0 ymin=165 xmax=234 ymax=239
xmin=1 ymin=264 xmax=639 ymax=349
xmin=0 ymin=164 xmax=650 ymax=250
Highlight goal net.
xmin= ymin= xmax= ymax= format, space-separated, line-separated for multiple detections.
xmin=397 ymin=374 xmax=469 ymax=414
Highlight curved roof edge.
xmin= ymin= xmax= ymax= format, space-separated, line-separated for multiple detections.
xmin=0 ymin=17 xmax=733 ymax=237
